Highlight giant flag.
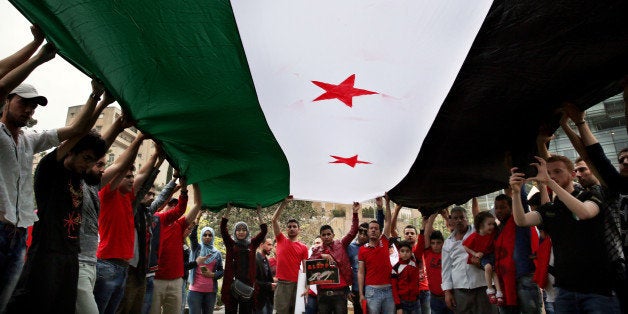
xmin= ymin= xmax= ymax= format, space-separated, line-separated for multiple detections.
xmin=10 ymin=0 xmax=628 ymax=211
xmin=9 ymin=0 xmax=492 ymax=209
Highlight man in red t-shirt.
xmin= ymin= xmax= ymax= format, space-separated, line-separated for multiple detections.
xmin=150 ymin=183 xmax=201 ymax=314
xmin=272 ymin=196 xmax=309 ymax=314
xmin=94 ymin=134 xmax=152 ymax=314
xmin=358 ymin=195 xmax=392 ymax=314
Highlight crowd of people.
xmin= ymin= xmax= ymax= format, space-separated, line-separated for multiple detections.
xmin=1 ymin=27 xmax=627 ymax=314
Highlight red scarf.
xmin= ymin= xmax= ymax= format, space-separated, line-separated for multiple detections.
xmin=494 ymin=217 xmax=518 ymax=306
xmin=533 ymin=234 xmax=552 ymax=288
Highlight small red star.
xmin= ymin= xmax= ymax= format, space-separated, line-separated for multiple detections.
xmin=329 ymin=155 xmax=372 ymax=168
xmin=312 ymin=74 xmax=378 ymax=107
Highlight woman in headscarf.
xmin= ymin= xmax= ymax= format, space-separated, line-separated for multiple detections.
xmin=220 ymin=204 xmax=267 ymax=313
xmin=187 ymin=223 xmax=224 ymax=314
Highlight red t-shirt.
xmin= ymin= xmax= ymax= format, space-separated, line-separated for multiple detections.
xmin=412 ymin=236 xmax=429 ymax=291
xmin=358 ymin=236 xmax=392 ymax=286
xmin=423 ymin=247 xmax=444 ymax=296
xmin=97 ymin=183 xmax=135 ymax=260
xmin=462 ymin=232 xmax=494 ymax=264
xmin=155 ymin=215 xmax=188 ymax=280
xmin=275 ymin=232 xmax=308 ymax=282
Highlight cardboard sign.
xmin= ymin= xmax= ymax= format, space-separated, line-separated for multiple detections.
xmin=305 ymin=259 xmax=339 ymax=285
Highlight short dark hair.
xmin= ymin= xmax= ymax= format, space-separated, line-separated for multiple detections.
xmin=404 ymin=225 xmax=417 ymax=233
xmin=368 ymin=220 xmax=381 ymax=230
xmin=69 ymin=130 xmax=106 ymax=159
xmin=287 ymin=219 xmax=299 ymax=227
xmin=473 ymin=211 xmax=495 ymax=232
xmin=547 ymin=155 xmax=574 ymax=171
xmin=575 ymin=156 xmax=584 ymax=164
xmin=430 ymin=230 xmax=444 ymax=241
xmin=320 ymin=225 xmax=333 ymax=234
xmin=494 ymin=194 xmax=512 ymax=208
xmin=359 ymin=222 xmax=369 ymax=229
xmin=619 ymin=148 xmax=628 ymax=160
xmin=397 ymin=240 xmax=413 ymax=251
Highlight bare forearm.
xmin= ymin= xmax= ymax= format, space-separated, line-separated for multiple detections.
xmin=0 ymin=36 xmax=42 ymax=78
xmin=546 ymin=180 xmax=599 ymax=219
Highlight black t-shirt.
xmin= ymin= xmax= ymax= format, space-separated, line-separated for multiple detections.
xmin=538 ymin=188 xmax=612 ymax=295
xmin=32 ymin=149 xmax=83 ymax=254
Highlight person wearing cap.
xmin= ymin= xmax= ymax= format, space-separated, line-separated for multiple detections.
xmin=0 ymin=26 xmax=55 ymax=312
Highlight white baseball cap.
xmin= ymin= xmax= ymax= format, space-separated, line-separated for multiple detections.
xmin=10 ymin=84 xmax=48 ymax=106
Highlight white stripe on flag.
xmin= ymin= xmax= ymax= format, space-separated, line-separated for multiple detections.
xmin=232 ymin=0 xmax=493 ymax=203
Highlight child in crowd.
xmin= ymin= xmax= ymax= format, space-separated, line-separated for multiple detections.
xmin=391 ymin=241 xmax=422 ymax=314
xmin=462 ymin=211 xmax=503 ymax=305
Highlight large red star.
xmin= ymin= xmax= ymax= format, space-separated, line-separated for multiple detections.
xmin=329 ymin=155 xmax=372 ymax=168
xmin=312 ymin=74 xmax=378 ymax=107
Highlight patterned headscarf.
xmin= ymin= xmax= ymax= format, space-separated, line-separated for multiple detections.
xmin=233 ymin=221 xmax=250 ymax=246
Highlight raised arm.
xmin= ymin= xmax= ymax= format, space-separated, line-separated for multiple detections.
xmin=148 ymin=176 xmax=177 ymax=214
xmin=471 ymin=197 xmax=480 ymax=218
xmin=341 ymin=202 xmax=361 ymax=247
xmin=509 ymin=168 xmax=541 ymax=227
xmin=251 ymin=206 xmax=268 ymax=248
xmin=424 ymin=213 xmax=438 ymax=249
xmin=0 ymin=33 xmax=54 ymax=100
xmin=105 ymin=133 xmax=144 ymax=190
xmin=0 ymin=26 xmax=45 ymax=79
xmin=536 ymin=125 xmax=553 ymax=160
xmin=54 ymin=81 xmax=106 ymax=160
xmin=56 ymin=80 xmax=110 ymax=142
xmin=382 ymin=193 xmax=392 ymax=238
xmin=184 ymin=182 xmax=200 ymax=225
xmin=220 ymin=205 xmax=235 ymax=248
xmin=375 ymin=196 xmax=384 ymax=227
xmin=133 ymin=142 xmax=159 ymax=193
xmin=390 ymin=203 xmax=402 ymax=238
xmin=272 ymin=196 xmax=292 ymax=237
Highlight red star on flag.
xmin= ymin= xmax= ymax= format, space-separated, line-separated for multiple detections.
xmin=329 ymin=155 xmax=372 ymax=167
xmin=312 ymin=74 xmax=378 ymax=107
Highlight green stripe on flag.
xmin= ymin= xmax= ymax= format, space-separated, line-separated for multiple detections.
xmin=11 ymin=0 xmax=290 ymax=210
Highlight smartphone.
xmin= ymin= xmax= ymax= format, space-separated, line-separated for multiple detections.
xmin=513 ymin=152 xmax=538 ymax=178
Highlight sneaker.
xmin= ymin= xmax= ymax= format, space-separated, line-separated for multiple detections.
xmin=496 ymin=296 xmax=505 ymax=306
xmin=488 ymin=293 xmax=497 ymax=304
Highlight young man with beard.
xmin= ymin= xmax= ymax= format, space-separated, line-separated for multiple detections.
xmin=0 ymin=27 xmax=99 ymax=312
xmin=272 ymin=196 xmax=309 ymax=314
xmin=510 ymin=155 xmax=620 ymax=313
xmin=7 ymin=129 xmax=107 ymax=313
xmin=308 ymin=202 xmax=360 ymax=314
xmin=560 ymin=102 xmax=627 ymax=313
xmin=75 ymin=98 xmax=134 ymax=314
xmin=256 ymin=238 xmax=276 ymax=314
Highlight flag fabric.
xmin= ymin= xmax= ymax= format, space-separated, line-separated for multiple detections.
xmin=9 ymin=0 xmax=492 ymax=209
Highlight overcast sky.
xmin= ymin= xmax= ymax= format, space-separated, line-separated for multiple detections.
xmin=1 ymin=2 xmax=115 ymax=131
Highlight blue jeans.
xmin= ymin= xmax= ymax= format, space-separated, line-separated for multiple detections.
xmin=400 ymin=299 xmax=420 ymax=314
xmin=499 ymin=274 xmax=542 ymax=314
xmin=94 ymin=259 xmax=129 ymax=314
xmin=305 ymin=294 xmax=318 ymax=314
xmin=419 ymin=290 xmax=430 ymax=314
xmin=142 ymin=276 xmax=154 ymax=314
xmin=365 ymin=285 xmax=395 ymax=314
xmin=430 ymin=295 xmax=452 ymax=314
xmin=187 ymin=290 xmax=217 ymax=314
xmin=0 ymin=222 xmax=26 ymax=313
xmin=554 ymin=287 xmax=620 ymax=314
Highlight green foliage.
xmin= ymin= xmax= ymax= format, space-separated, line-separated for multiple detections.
xmin=362 ymin=206 xmax=375 ymax=219
xmin=331 ymin=208 xmax=345 ymax=217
